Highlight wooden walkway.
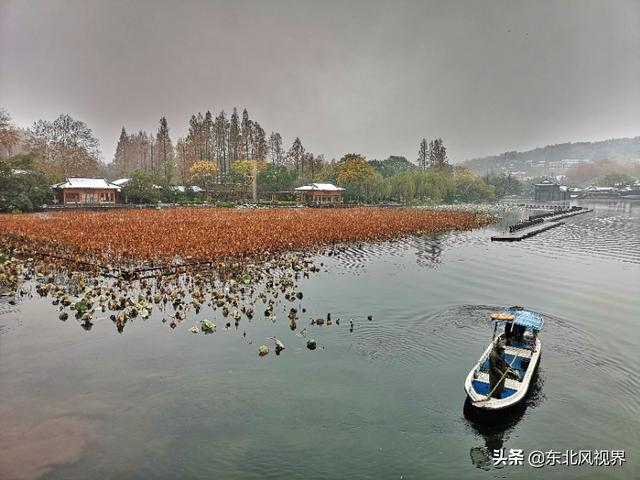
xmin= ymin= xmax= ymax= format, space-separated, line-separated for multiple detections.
xmin=491 ymin=207 xmax=594 ymax=242
xmin=491 ymin=221 xmax=565 ymax=241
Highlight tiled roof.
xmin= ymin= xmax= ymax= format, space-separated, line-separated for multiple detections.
xmin=53 ymin=178 xmax=121 ymax=190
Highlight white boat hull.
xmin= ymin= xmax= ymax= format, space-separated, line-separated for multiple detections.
xmin=464 ymin=335 xmax=541 ymax=410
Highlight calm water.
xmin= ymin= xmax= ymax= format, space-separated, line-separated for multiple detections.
xmin=1 ymin=201 xmax=638 ymax=479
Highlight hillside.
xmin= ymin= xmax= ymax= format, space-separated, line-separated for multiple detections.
xmin=463 ymin=137 xmax=640 ymax=176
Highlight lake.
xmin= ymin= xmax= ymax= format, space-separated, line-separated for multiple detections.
xmin=1 ymin=200 xmax=638 ymax=479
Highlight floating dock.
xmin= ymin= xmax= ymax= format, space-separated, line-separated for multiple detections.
xmin=491 ymin=207 xmax=594 ymax=242
xmin=491 ymin=221 xmax=565 ymax=241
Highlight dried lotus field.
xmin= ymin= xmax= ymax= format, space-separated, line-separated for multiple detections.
xmin=0 ymin=207 xmax=492 ymax=268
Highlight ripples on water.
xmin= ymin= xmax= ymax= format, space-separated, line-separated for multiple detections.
xmin=1 ymin=201 xmax=638 ymax=479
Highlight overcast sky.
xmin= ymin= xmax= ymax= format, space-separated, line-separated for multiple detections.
xmin=1 ymin=0 xmax=639 ymax=164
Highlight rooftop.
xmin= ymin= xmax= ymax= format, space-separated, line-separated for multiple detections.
xmin=53 ymin=178 xmax=121 ymax=191
xmin=295 ymin=183 xmax=344 ymax=192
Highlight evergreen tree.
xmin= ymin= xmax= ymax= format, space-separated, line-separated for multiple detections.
xmin=113 ymin=126 xmax=130 ymax=177
xmin=229 ymin=108 xmax=241 ymax=166
xmin=214 ymin=110 xmax=229 ymax=175
xmin=252 ymin=122 xmax=267 ymax=161
xmin=268 ymin=131 xmax=283 ymax=165
xmin=156 ymin=116 xmax=174 ymax=183
xmin=431 ymin=138 xmax=448 ymax=170
xmin=240 ymin=108 xmax=253 ymax=159
xmin=203 ymin=110 xmax=214 ymax=162
xmin=428 ymin=140 xmax=437 ymax=169
xmin=417 ymin=138 xmax=429 ymax=171
xmin=287 ymin=137 xmax=305 ymax=178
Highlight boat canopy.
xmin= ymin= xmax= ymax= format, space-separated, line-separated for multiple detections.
xmin=491 ymin=309 xmax=544 ymax=332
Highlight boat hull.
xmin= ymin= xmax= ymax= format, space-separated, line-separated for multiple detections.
xmin=464 ymin=335 xmax=541 ymax=411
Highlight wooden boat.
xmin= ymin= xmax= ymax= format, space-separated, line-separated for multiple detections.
xmin=464 ymin=308 xmax=544 ymax=410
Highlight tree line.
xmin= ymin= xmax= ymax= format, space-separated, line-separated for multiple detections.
xmin=112 ymin=108 xmax=327 ymax=185
xmin=1 ymin=105 xmax=527 ymax=210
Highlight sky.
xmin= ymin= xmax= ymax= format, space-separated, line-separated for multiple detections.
xmin=1 ymin=0 xmax=639 ymax=164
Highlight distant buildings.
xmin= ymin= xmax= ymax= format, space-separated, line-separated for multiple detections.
xmin=533 ymin=178 xmax=569 ymax=202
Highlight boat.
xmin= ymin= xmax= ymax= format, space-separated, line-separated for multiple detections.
xmin=464 ymin=307 xmax=544 ymax=411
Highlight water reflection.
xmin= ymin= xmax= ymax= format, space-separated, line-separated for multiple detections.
xmin=464 ymin=371 xmax=545 ymax=470
xmin=413 ymin=233 xmax=444 ymax=269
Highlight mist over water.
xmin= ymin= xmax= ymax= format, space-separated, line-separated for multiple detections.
xmin=1 ymin=201 xmax=638 ymax=479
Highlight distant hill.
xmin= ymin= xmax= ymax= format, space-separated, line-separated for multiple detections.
xmin=462 ymin=137 xmax=640 ymax=176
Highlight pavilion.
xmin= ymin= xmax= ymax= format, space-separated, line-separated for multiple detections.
xmin=294 ymin=183 xmax=344 ymax=204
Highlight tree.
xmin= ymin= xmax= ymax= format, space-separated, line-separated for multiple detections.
xmin=203 ymin=110 xmax=214 ymax=163
xmin=417 ymin=138 xmax=429 ymax=171
xmin=214 ymin=110 xmax=229 ymax=175
xmin=175 ymin=137 xmax=190 ymax=183
xmin=228 ymin=108 xmax=241 ymax=167
xmin=305 ymin=153 xmax=325 ymax=181
xmin=189 ymin=160 xmax=219 ymax=195
xmin=412 ymin=169 xmax=453 ymax=203
xmin=0 ymin=154 xmax=53 ymax=212
xmin=429 ymin=138 xmax=449 ymax=170
xmin=113 ymin=127 xmax=130 ymax=177
xmin=252 ymin=122 xmax=268 ymax=161
xmin=156 ymin=116 xmax=174 ymax=184
xmin=230 ymin=159 xmax=266 ymax=201
xmin=257 ymin=163 xmax=296 ymax=192
xmin=287 ymin=137 xmax=305 ymax=177
xmin=28 ymin=113 xmax=101 ymax=178
xmin=121 ymin=170 xmax=160 ymax=204
xmin=369 ymin=156 xmax=417 ymax=178
xmin=268 ymin=131 xmax=284 ymax=165
xmin=598 ymin=172 xmax=635 ymax=187
xmin=361 ymin=172 xmax=390 ymax=203
xmin=390 ymin=171 xmax=416 ymax=204
xmin=449 ymin=168 xmax=494 ymax=203
xmin=0 ymin=108 xmax=20 ymax=158
xmin=335 ymin=153 xmax=377 ymax=202
xmin=230 ymin=159 xmax=266 ymax=186
xmin=240 ymin=109 xmax=253 ymax=159
xmin=484 ymin=173 xmax=523 ymax=198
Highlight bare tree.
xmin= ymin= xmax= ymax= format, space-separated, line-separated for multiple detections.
xmin=0 ymin=108 xmax=20 ymax=158
xmin=28 ymin=113 xmax=101 ymax=178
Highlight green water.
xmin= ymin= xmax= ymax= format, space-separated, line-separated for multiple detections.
xmin=0 ymin=201 xmax=638 ymax=479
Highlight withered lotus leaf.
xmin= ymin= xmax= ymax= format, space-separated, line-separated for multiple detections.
xmin=0 ymin=208 xmax=488 ymax=268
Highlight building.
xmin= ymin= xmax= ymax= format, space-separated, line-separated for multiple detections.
xmin=533 ymin=178 xmax=569 ymax=202
xmin=112 ymin=178 xmax=130 ymax=188
xmin=294 ymin=183 xmax=344 ymax=204
xmin=583 ymin=186 xmax=619 ymax=198
xmin=52 ymin=178 xmax=121 ymax=205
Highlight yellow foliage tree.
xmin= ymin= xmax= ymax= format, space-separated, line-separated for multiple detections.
xmin=189 ymin=160 xmax=218 ymax=193
xmin=231 ymin=159 xmax=267 ymax=186
xmin=335 ymin=153 xmax=375 ymax=185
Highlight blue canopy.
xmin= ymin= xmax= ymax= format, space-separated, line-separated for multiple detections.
xmin=491 ymin=309 xmax=544 ymax=332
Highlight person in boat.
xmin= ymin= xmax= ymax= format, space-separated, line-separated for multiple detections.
xmin=489 ymin=339 xmax=514 ymax=398
xmin=489 ymin=339 xmax=508 ymax=398
xmin=512 ymin=324 xmax=526 ymax=343
xmin=504 ymin=321 xmax=513 ymax=346
xmin=489 ymin=339 xmax=522 ymax=398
